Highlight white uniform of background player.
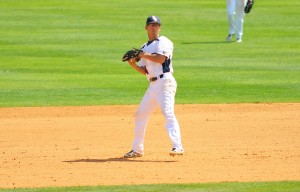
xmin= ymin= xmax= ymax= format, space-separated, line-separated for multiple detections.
xmin=124 ymin=16 xmax=184 ymax=158
xmin=226 ymin=0 xmax=247 ymax=42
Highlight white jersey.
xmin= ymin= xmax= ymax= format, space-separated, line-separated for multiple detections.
xmin=138 ymin=36 xmax=174 ymax=79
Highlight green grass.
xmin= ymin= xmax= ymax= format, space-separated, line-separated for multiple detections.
xmin=0 ymin=181 xmax=299 ymax=192
xmin=0 ymin=0 xmax=299 ymax=107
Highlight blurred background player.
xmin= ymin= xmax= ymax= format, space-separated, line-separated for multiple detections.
xmin=226 ymin=0 xmax=250 ymax=43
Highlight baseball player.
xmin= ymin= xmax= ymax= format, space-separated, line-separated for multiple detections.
xmin=123 ymin=16 xmax=184 ymax=158
xmin=226 ymin=0 xmax=249 ymax=43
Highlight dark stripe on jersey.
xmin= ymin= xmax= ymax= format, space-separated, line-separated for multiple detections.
xmin=162 ymin=57 xmax=171 ymax=73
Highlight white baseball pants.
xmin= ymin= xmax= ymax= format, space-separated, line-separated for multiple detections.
xmin=226 ymin=0 xmax=246 ymax=38
xmin=132 ymin=74 xmax=183 ymax=154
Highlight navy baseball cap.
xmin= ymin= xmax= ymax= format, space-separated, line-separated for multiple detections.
xmin=146 ymin=16 xmax=161 ymax=26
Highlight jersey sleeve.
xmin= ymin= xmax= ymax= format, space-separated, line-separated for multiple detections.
xmin=156 ymin=36 xmax=173 ymax=58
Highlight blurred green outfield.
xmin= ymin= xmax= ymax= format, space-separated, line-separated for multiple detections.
xmin=0 ymin=0 xmax=299 ymax=107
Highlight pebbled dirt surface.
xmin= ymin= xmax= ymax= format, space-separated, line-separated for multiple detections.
xmin=0 ymin=103 xmax=299 ymax=188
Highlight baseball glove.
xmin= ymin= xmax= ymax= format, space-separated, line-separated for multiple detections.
xmin=122 ymin=48 xmax=142 ymax=62
xmin=244 ymin=0 xmax=254 ymax=14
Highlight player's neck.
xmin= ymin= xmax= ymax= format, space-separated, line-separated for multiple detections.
xmin=148 ymin=37 xmax=159 ymax=42
xmin=148 ymin=33 xmax=160 ymax=41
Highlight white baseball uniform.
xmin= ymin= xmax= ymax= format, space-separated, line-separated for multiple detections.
xmin=131 ymin=36 xmax=183 ymax=154
xmin=226 ymin=0 xmax=247 ymax=39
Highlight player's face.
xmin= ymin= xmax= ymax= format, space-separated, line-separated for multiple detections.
xmin=146 ymin=23 xmax=161 ymax=39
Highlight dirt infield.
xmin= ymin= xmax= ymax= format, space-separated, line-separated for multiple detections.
xmin=0 ymin=103 xmax=299 ymax=188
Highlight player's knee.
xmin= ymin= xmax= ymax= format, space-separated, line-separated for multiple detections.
xmin=134 ymin=111 xmax=149 ymax=120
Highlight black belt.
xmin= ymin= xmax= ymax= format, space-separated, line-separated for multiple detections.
xmin=149 ymin=74 xmax=164 ymax=82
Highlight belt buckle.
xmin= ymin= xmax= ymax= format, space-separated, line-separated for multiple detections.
xmin=150 ymin=74 xmax=164 ymax=82
xmin=150 ymin=77 xmax=158 ymax=82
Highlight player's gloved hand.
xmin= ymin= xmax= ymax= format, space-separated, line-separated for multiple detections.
xmin=244 ymin=0 xmax=254 ymax=14
xmin=122 ymin=48 xmax=143 ymax=62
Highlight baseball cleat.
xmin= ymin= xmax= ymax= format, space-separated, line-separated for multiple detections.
xmin=124 ymin=150 xmax=143 ymax=158
xmin=226 ymin=34 xmax=234 ymax=42
xmin=236 ymin=38 xmax=242 ymax=43
xmin=169 ymin=148 xmax=184 ymax=157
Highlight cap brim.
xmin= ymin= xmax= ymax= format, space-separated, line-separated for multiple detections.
xmin=147 ymin=22 xmax=161 ymax=25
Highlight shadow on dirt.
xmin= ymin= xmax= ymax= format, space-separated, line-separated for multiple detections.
xmin=63 ymin=158 xmax=177 ymax=163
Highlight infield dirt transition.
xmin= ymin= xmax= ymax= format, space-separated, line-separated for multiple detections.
xmin=0 ymin=103 xmax=299 ymax=188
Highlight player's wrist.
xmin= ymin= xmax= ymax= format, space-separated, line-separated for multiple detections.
xmin=138 ymin=52 xmax=144 ymax=58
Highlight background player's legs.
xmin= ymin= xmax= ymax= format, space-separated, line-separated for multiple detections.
xmin=235 ymin=0 xmax=246 ymax=40
xmin=227 ymin=15 xmax=236 ymax=35
xmin=132 ymin=88 xmax=158 ymax=154
xmin=226 ymin=0 xmax=236 ymax=35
